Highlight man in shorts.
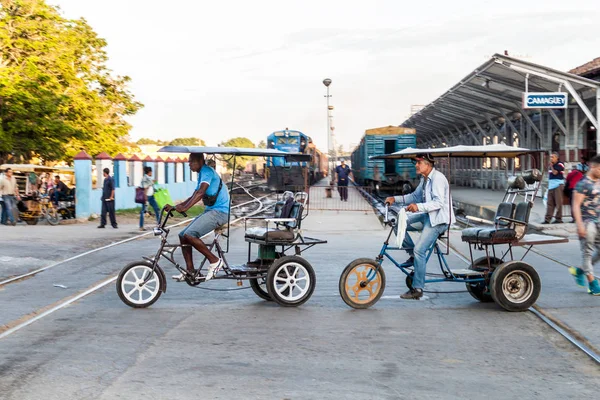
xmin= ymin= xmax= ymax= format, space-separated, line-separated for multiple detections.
xmin=167 ymin=153 xmax=230 ymax=281
xmin=570 ymin=154 xmax=600 ymax=295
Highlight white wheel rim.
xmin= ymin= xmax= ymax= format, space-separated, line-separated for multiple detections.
xmin=121 ymin=266 xmax=160 ymax=305
xmin=502 ymin=270 xmax=534 ymax=303
xmin=273 ymin=262 xmax=310 ymax=302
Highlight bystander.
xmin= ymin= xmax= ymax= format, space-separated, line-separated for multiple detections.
xmin=98 ymin=168 xmax=117 ymax=229
xmin=570 ymin=154 xmax=600 ymax=295
xmin=0 ymin=168 xmax=21 ymax=226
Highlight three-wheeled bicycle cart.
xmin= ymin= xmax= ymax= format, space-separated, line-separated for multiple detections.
xmin=115 ymin=146 xmax=326 ymax=308
xmin=339 ymin=144 xmax=569 ymax=312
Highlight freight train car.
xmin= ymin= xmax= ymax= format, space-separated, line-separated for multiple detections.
xmin=266 ymin=129 xmax=328 ymax=191
xmin=351 ymin=126 xmax=417 ymax=193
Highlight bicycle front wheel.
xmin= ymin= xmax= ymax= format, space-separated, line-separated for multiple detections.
xmin=117 ymin=261 xmax=164 ymax=308
xmin=45 ymin=206 xmax=60 ymax=225
xmin=339 ymin=258 xmax=386 ymax=309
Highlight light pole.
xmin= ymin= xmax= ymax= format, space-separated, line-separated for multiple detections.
xmin=323 ymin=78 xmax=333 ymax=181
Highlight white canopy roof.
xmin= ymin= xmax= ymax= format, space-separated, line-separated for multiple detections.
xmin=158 ymin=146 xmax=310 ymax=161
xmin=371 ymin=144 xmax=541 ymax=159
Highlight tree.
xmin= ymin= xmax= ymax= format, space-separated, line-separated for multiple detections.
xmin=0 ymin=0 xmax=143 ymax=163
xmin=137 ymin=138 xmax=159 ymax=145
xmin=221 ymin=137 xmax=255 ymax=171
xmin=257 ymin=140 xmax=266 ymax=149
xmin=169 ymin=137 xmax=206 ymax=146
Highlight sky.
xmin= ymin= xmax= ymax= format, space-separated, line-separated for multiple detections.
xmin=50 ymin=0 xmax=600 ymax=153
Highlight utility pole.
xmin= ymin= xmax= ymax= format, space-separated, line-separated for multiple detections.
xmin=323 ymin=78 xmax=333 ymax=180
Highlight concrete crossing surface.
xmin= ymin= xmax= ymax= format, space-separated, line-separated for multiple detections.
xmin=0 ymin=185 xmax=598 ymax=399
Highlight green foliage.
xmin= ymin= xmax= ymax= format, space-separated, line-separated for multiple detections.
xmin=137 ymin=138 xmax=160 ymax=145
xmin=0 ymin=0 xmax=143 ymax=163
xmin=257 ymin=140 xmax=266 ymax=149
xmin=169 ymin=137 xmax=206 ymax=146
xmin=221 ymin=137 xmax=255 ymax=170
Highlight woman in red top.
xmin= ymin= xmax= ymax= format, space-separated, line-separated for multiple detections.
xmin=565 ymin=164 xmax=584 ymax=221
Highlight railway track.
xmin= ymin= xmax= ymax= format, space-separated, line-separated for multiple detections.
xmin=358 ymin=187 xmax=600 ymax=365
xmin=0 ymin=186 xmax=279 ymax=339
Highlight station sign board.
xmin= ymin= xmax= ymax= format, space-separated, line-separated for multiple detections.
xmin=522 ymin=92 xmax=568 ymax=109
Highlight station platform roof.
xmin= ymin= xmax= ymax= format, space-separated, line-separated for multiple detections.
xmin=401 ymin=53 xmax=600 ymax=146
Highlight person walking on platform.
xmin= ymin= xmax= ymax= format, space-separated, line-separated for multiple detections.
xmin=139 ymin=166 xmax=160 ymax=231
xmin=543 ymin=152 xmax=565 ymax=224
xmin=98 ymin=168 xmax=117 ymax=229
xmin=384 ymin=153 xmax=454 ymax=300
xmin=335 ymin=159 xmax=352 ymax=202
xmin=570 ymin=154 xmax=600 ymax=295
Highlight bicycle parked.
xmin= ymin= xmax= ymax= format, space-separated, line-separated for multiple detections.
xmin=18 ymin=193 xmax=60 ymax=225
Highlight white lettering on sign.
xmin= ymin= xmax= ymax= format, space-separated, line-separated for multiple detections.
xmin=522 ymin=92 xmax=568 ymax=109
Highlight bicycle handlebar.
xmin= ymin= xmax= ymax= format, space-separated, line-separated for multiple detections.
xmin=158 ymin=206 xmax=187 ymax=229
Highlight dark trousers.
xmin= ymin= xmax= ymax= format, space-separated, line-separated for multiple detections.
xmin=101 ymin=199 xmax=117 ymax=227
xmin=338 ymin=180 xmax=349 ymax=201
xmin=545 ymin=185 xmax=564 ymax=222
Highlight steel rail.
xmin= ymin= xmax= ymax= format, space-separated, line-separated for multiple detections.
xmin=0 ymin=193 xmax=274 ymax=287
xmin=0 ymin=196 xmax=277 ymax=339
xmin=365 ymin=195 xmax=600 ymax=365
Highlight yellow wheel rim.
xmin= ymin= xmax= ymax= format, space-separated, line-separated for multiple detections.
xmin=344 ymin=263 xmax=382 ymax=305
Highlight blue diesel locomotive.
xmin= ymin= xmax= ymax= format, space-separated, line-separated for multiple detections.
xmin=266 ymin=129 xmax=328 ymax=191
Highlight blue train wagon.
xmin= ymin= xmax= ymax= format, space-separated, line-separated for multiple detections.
xmin=266 ymin=129 xmax=326 ymax=191
xmin=351 ymin=126 xmax=417 ymax=193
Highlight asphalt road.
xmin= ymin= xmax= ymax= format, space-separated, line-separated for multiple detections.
xmin=0 ymin=212 xmax=598 ymax=400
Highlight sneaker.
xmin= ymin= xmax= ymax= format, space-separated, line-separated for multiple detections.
xmin=552 ymin=220 xmax=563 ymax=224
xmin=97 ymin=225 xmax=105 ymax=229
xmin=569 ymin=267 xmax=587 ymax=288
xmin=541 ymin=221 xmax=550 ymax=225
xmin=588 ymin=279 xmax=600 ymax=296
xmin=139 ymin=227 xmax=147 ymax=231
xmin=400 ymin=288 xmax=423 ymax=300
xmin=400 ymin=256 xmax=414 ymax=267
xmin=205 ymin=259 xmax=223 ymax=281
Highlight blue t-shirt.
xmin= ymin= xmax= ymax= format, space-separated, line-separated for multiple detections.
xmin=195 ymin=165 xmax=230 ymax=213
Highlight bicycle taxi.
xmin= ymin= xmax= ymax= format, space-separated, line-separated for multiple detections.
xmin=116 ymin=146 xmax=327 ymax=308
xmin=339 ymin=144 xmax=568 ymax=312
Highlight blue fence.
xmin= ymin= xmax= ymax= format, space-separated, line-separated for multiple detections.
xmin=73 ymin=151 xmax=196 ymax=219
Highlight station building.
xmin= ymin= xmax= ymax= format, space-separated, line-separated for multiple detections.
xmin=398 ymin=53 xmax=600 ymax=190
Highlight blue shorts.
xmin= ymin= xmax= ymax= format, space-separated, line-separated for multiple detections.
xmin=179 ymin=210 xmax=229 ymax=239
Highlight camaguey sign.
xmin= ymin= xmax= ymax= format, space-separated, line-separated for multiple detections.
xmin=522 ymin=92 xmax=568 ymax=109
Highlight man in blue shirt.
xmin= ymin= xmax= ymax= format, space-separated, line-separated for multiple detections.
xmin=335 ymin=159 xmax=352 ymax=201
xmin=167 ymin=153 xmax=230 ymax=281
xmin=543 ymin=151 xmax=565 ymax=224
xmin=385 ymin=153 xmax=454 ymax=300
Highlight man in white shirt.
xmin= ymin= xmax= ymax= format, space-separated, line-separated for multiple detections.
xmin=0 ymin=168 xmax=21 ymax=226
xmin=385 ymin=153 xmax=454 ymax=299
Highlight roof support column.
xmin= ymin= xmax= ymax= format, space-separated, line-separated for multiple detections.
xmin=501 ymin=111 xmax=523 ymax=143
xmin=517 ymin=108 xmax=543 ymax=140
xmin=563 ymin=81 xmax=599 ymax=132
xmin=547 ymin=110 xmax=568 ymax=136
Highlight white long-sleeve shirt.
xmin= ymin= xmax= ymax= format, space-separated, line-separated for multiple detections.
xmin=393 ymin=168 xmax=454 ymax=227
